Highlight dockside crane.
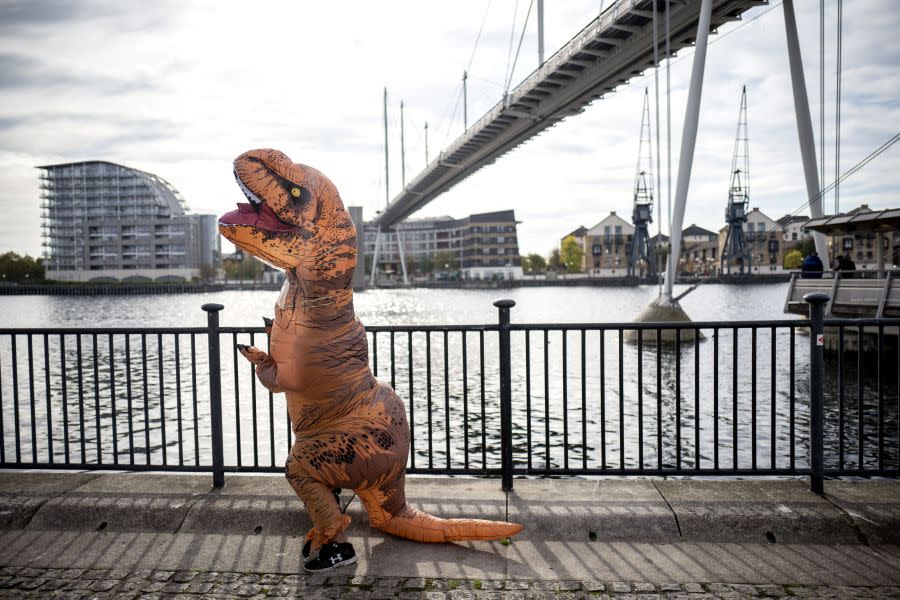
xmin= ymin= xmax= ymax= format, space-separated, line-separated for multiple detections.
xmin=720 ymin=86 xmax=751 ymax=274
xmin=627 ymin=88 xmax=657 ymax=278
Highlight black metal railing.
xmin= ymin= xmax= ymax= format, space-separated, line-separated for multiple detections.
xmin=0 ymin=297 xmax=897 ymax=492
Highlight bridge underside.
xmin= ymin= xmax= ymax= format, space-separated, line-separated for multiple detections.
xmin=373 ymin=0 xmax=766 ymax=229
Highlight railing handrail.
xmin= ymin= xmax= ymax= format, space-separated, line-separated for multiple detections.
xmin=2 ymin=296 xmax=898 ymax=493
xmin=1 ymin=316 xmax=898 ymax=336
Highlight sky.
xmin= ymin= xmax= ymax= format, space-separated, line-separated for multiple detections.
xmin=1 ymin=0 xmax=898 ymax=258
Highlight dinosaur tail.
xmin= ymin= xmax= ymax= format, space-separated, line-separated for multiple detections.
xmin=375 ymin=504 xmax=523 ymax=543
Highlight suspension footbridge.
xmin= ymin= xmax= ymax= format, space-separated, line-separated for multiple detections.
xmin=371 ymin=0 xmax=765 ymax=229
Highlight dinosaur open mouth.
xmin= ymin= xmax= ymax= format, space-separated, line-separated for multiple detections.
xmin=219 ymin=170 xmax=299 ymax=233
xmin=218 ymin=202 xmax=299 ymax=233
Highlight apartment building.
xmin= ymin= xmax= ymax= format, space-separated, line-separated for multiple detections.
xmin=39 ymin=160 xmax=218 ymax=282
xmin=680 ymin=224 xmax=719 ymax=274
xmin=363 ymin=209 xmax=523 ymax=280
xmin=582 ymin=212 xmax=634 ymax=275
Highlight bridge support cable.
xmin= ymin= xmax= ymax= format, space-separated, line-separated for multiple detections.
xmin=370 ymin=227 xmax=382 ymax=287
xmin=819 ymin=0 xmax=825 ymax=215
xmin=782 ymin=0 xmax=829 ymax=270
xmin=663 ymin=0 xmax=713 ymax=302
xmin=383 ymin=87 xmax=390 ymax=206
xmin=835 ymin=0 xmax=843 ymax=214
xmin=652 ymin=0 xmax=662 ymax=295
xmin=537 ymin=0 xmax=544 ymax=65
xmin=396 ymin=227 xmax=409 ymax=285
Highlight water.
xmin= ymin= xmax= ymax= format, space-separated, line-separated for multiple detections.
xmin=0 ymin=282 xmax=793 ymax=328
xmin=0 ymin=283 xmax=896 ymax=474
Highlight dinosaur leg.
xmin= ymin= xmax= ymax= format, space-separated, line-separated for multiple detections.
xmin=285 ymin=450 xmax=350 ymax=554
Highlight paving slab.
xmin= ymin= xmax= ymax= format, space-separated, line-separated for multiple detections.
xmin=654 ymin=478 xmax=859 ymax=544
xmin=181 ymin=474 xmax=512 ymax=537
xmin=0 ymin=471 xmax=102 ymax=528
xmin=27 ymin=472 xmax=211 ymax=533
xmin=1 ymin=528 xmax=898 ymax=587
xmin=506 ymin=478 xmax=680 ymax=542
xmin=825 ymin=479 xmax=900 ymax=544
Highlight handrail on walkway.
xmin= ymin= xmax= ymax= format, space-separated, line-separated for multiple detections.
xmin=1 ymin=296 xmax=898 ymax=495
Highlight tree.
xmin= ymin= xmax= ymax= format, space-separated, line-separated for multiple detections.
xmin=223 ymin=256 xmax=263 ymax=281
xmin=432 ymin=251 xmax=457 ymax=272
xmin=197 ymin=263 xmax=218 ymax=284
xmin=793 ymin=238 xmax=816 ymax=259
xmin=783 ymin=249 xmax=803 ymax=270
xmin=0 ymin=252 xmax=44 ymax=283
xmin=548 ymin=248 xmax=562 ymax=271
xmin=522 ymin=253 xmax=546 ymax=274
xmin=560 ymin=235 xmax=584 ymax=273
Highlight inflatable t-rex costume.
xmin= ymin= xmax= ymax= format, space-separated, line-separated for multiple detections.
xmin=218 ymin=149 xmax=522 ymax=571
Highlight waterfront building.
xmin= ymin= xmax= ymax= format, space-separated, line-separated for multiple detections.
xmin=39 ymin=161 xmax=218 ymax=282
xmin=680 ymin=224 xmax=719 ymax=275
xmin=582 ymin=212 xmax=634 ymax=276
xmin=363 ymin=210 xmax=523 ymax=280
xmin=776 ymin=214 xmax=812 ymax=242
xmin=560 ymin=226 xmax=588 ymax=249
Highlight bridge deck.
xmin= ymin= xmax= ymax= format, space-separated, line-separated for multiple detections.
xmin=373 ymin=0 xmax=766 ymax=228
xmin=785 ymin=271 xmax=900 ymax=318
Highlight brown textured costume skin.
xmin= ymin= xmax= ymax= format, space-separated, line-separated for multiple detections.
xmin=218 ymin=149 xmax=523 ymax=554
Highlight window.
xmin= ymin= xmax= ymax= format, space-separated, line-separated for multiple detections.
xmin=758 ymin=223 xmax=765 ymax=232
xmin=592 ymin=244 xmax=602 ymax=255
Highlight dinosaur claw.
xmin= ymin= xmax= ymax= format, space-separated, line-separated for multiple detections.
xmin=262 ymin=317 xmax=273 ymax=332
xmin=236 ymin=343 xmax=249 ymax=352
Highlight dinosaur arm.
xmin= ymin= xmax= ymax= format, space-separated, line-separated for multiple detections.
xmin=237 ymin=345 xmax=292 ymax=393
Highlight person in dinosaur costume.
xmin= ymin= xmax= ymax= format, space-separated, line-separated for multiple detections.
xmin=217 ymin=149 xmax=523 ymax=572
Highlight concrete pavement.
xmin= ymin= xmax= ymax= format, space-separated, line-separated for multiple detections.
xmin=0 ymin=471 xmax=899 ymax=597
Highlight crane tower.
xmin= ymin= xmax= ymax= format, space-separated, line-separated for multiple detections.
xmin=627 ymin=88 xmax=657 ymax=278
xmin=720 ymin=86 xmax=751 ymax=274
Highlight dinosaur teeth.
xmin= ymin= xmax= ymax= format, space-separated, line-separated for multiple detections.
xmin=234 ymin=169 xmax=262 ymax=205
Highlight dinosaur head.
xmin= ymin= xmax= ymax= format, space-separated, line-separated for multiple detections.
xmin=218 ymin=149 xmax=357 ymax=289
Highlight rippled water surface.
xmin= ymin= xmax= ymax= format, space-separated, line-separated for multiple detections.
xmin=0 ymin=283 xmax=896 ymax=474
xmin=0 ymin=282 xmax=792 ymax=327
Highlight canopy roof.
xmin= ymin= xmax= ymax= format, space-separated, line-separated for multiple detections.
xmin=803 ymin=208 xmax=900 ymax=235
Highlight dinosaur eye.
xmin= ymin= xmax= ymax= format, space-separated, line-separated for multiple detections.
xmin=291 ymin=187 xmax=301 ymax=198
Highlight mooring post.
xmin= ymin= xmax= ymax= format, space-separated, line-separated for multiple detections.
xmin=202 ymin=303 xmax=226 ymax=488
xmin=804 ymin=292 xmax=829 ymax=495
xmin=494 ymin=299 xmax=516 ymax=492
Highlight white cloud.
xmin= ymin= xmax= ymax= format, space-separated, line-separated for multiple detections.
xmin=0 ymin=0 xmax=898 ymax=258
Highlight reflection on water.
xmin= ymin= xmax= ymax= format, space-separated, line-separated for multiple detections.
xmin=0 ymin=284 xmax=897 ymax=473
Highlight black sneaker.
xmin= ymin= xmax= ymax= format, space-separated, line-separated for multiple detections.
xmin=303 ymin=541 xmax=357 ymax=572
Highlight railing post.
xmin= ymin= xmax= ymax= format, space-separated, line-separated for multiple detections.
xmin=804 ymin=292 xmax=829 ymax=495
xmin=202 ymin=303 xmax=226 ymax=488
xmin=494 ymin=299 xmax=516 ymax=492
